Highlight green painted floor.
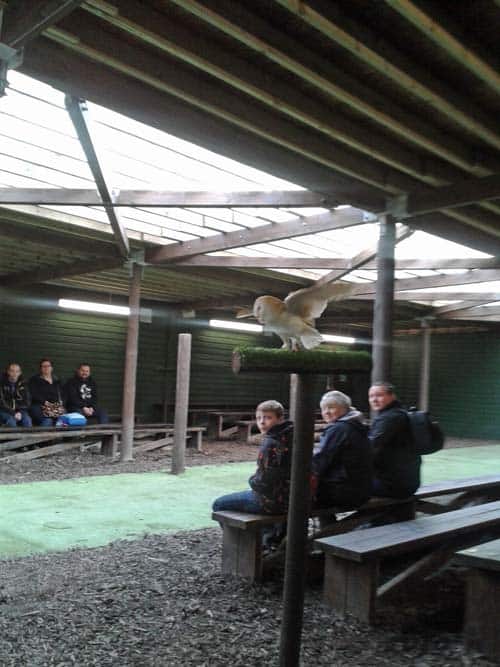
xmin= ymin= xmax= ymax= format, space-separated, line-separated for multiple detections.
xmin=1 ymin=445 xmax=499 ymax=559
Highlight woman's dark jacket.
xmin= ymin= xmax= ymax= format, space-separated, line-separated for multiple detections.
xmin=312 ymin=410 xmax=372 ymax=510
xmin=249 ymin=420 xmax=294 ymax=514
xmin=28 ymin=375 xmax=64 ymax=406
xmin=0 ymin=374 xmax=31 ymax=414
xmin=369 ymin=400 xmax=421 ymax=497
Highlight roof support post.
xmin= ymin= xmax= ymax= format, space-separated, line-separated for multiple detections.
xmin=371 ymin=215 xmax=396 ymax=385
xmin=120 ymin=261 xmax=142 ymax=462
xmin=64 ymin=94 xmax=130 ymax=258
xmin=419 ymin=319 xmax=432 ymax=412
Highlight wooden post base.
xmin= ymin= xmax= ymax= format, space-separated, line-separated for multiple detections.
xmin=221 ymin=524 xmax=262 ymax=581
xmin=101 ymin=433 xmax=118 ymax=457
xmin=323 ymin=555 xmax=379 ymax=624
xmin=464 ymin=568 xmax=500 ymax=662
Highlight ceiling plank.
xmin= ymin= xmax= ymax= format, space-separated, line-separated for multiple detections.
xmin=0 ymin=217 xmax=120 ymax=256
xmin=1 ymin=256 xmax=124 ymax=287
xmin=2 ymin=0 xmax=83 ymax=49
xmin=275 ymin=0 xmax=500 ymax=152
xmin=170 ymin=0 xmax=498 ymax=175
xmin=64 ymin=94 xmax=130 ymax=258
xmin=442 ymin=305 xmax=500 ymax=319
xmin=385 ymin=0 xmax=500 ymax=96
xmin=352 ymin=291 xmax=500 ymax=302
xmin=0 ymin=187 xmax=336 ymax=208
xmin=145 ymin=208 xmax=367 ymax=264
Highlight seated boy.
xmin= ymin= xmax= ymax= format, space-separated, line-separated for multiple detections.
xmin=312 ymin=390 xmax=372 ymax=511
xmin=212 ymin=400 xmax=293 ymax=515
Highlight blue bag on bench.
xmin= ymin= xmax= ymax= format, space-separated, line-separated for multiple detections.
xmin=60 ymin=412 xmax=87 ymax=427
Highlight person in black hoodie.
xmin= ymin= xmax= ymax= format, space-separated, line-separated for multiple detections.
xmin=312 ymin=390 xmax=372 ymax=510
xmin=29 ymin=358 xmax=66 ymax=426
xmin=0 ymin=362 xmax=32 ymax=427
xmin=368 ymin=382 xmax=421 ymax=498
xmin=212 ymin=400 xmax=293 ymax=514
xmin=64 ymin=363 xmax=109 ymax=424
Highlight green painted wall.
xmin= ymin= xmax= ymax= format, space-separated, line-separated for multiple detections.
xmin=393 ymin=331 xmax=500 ymax=440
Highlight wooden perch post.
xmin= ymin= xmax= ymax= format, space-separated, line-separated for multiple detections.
xmin=171 ymin=333 xmax=192 ymax=475
xmin=233 ymin=346 xmax=371 ymax=667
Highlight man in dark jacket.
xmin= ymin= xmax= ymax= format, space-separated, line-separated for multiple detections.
xmin=312 ymin=391 xmax=372 ymax=510
xmin=64 ymin=363 xmax=108 ymax=424
xmin=368 ymin=382 xmax=421 ymax=498
xmin=0 ymin=363 xmax=32 ymax=427
xmin=213 ymin=400 xmax=293 ymax=514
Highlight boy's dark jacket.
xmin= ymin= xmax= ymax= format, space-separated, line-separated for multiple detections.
xmin=0 ymin=374 xmax=31 ymax=414
xmin=312 ymin=409 xmax=372 ymax=510
xmin=369 ymin=399 xmax=421 ymax=497
xmin=249 ymin=420 xmax=294 ymax=513
xmin=65 ymin=374 xmax=98 ymax=411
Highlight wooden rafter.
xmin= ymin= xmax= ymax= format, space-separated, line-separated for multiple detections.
xmin=145 ymin=208 xmax=366 ymax=264
xmin=0 ymin=256 xmax=124 ymax=287
xmin=64 ymin=94 xmax=130 ymax=259
xmin=1 ymin=0 xmax=83 ymax=48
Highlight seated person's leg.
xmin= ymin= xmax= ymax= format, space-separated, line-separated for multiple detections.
xmin=0 ymin=410 xmax=17 ymax=427
xmin=19 ymin=410 xmax=32 ymax=428
xmin=30 ymin=405 xmax=53 ymax=427
xmin=371 ymin=477 xmax=391 ymax=497
xmin=93 ymin=407 xmax=109 ymax=424
xmin=212 ymin=489 xmax=264 ymax=513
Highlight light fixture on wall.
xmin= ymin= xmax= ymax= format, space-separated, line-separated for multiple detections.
xmin=322 ymin=334 xmax=356 ymax=345
xmin=58 ymin=298 xmax=130 ymax=316
xmin=209 ymin=319 xmax=263 ymax=333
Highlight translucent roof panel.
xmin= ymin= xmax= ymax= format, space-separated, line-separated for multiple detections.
xmin=0 ymin=70 xmax=498 ymax=311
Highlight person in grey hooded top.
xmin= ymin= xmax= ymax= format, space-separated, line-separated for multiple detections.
xmin=312 ymin=390 xmax=372 ymax=510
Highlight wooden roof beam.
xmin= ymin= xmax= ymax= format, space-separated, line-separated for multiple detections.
xmin=0 ymin=187 xmax=336 ymax=208
xmin=391 ymin=174 xmax=500 ymax=219
xmin=314 ymin=225 xmax=413 ymax=287
xmin=275 ymin=0 xmax=500 ymax=152
xmin=440 ymin=305 xmax=500 ymax=319
xmin=145 ymin=208 xmax=367 ymax=264
xmin=385 ymin=0 xmax=500 ymax=97
xmin=174 ymin=257 xmax=500 ymax=270
xmin=347 ymin=269 xmax=500 ymax=296
xmin=64 ymin=94 xmax=130 ymax=258
xmin=1 ymin=0 xmax=83 ymax=49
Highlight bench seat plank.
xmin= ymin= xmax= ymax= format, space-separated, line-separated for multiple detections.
xmin=316 ymin=500 xmax=500 ymax=562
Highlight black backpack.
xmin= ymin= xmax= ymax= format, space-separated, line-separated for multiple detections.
xmin=407 ymin=408 xmax=445 ymax=455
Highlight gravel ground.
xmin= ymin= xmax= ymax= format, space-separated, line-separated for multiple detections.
xmin=0 ymin=439 xmax=258 ymax=485
xmin=0 ymin=528 xmax=495 ymax=667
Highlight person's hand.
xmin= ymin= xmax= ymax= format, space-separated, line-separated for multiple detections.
xmin=14 ymin=411 xmax=21 ymax=421
xmin=82 ymin=407 xmax=94 ymax=416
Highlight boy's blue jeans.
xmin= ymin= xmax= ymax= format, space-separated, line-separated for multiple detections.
xmin=212 ymin=489 xmax=264 ymax=513
xmin=0 ymin=409 xmax=32 ymax=427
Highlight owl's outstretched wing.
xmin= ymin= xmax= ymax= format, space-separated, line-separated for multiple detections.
xmin=284 ymin=282 xmax=352 ymax=322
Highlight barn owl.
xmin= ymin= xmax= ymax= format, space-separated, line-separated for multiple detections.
xmin=237 ymin=282 xmax=352 ymax=350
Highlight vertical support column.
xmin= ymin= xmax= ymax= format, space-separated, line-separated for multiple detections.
xmin=419 ymin=320 xmax=431 ymax=411
xmin=171 ymin=333 xmax=192 ymax=475
xmin=279 ymin=374 xmax=316 ymax=667
xmin=289 ymin=373 xmax=299 ymax=421
xmin=120 ymin=262 xmax=142 ymax=462
xmin=371 ymin=215 xmax=396 ymax=385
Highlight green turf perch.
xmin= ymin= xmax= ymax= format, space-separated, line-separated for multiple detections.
xmin=232 ymin=346 xmax=371 ymax=667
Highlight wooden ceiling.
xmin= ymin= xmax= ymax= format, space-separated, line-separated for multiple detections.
xmin=1 ymin=0 xmax=500 ymax=329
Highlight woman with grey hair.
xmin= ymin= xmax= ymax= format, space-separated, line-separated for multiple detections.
xmin=312 ymin=390 xmax=372 ymax=510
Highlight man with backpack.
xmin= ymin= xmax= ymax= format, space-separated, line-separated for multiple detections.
xmin=368 ymin=382 xmax=421 ymax=498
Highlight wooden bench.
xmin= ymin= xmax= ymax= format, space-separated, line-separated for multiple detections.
xmin=206 ymin=411 xmax=255 ymax=440
xmin=315 ymin=501 xmax=500 ymax=623
xmin=455 ymin=538 xmax=500 ymax=662
xmin=0 ymin=423 xmax=206 ymax=461
xmin=212 ymin=474 xmax=500 ymax=582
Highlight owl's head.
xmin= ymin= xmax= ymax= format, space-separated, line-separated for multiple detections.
xmin=253 ymin=295 xmax=285 ymax=324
